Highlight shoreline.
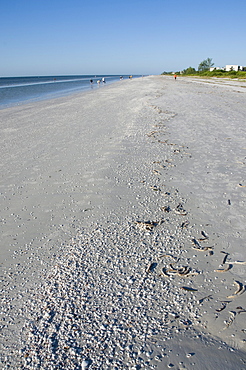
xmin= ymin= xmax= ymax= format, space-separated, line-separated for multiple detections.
xmin=0 ymin=75 xmax=137 ymax=110
xmin=0 ymin=76 xmax=246 ymax=368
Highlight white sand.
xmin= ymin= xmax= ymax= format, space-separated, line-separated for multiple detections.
xmin=0 ymin=76 xmax=246 ymax=369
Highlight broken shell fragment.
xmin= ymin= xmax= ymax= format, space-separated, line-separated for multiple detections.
xmin=82 ymin=359 xmax=90 ymax=370
xmin=227 ymin=281 xmax=245 ymax=298
xmin=146 ymin=262 xmax=157 ymax=273
xmin=214 ymin=264 xmax=232 ymax=273
xmin=180 ymin=286 xmax=198 ymax=292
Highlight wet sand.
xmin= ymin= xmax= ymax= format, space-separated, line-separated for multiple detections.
xmin=0 ymin=76 xmax=246 ymax=369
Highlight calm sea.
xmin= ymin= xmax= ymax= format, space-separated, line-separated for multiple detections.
xmin=0 ymin=75 xmax=138 ymax=109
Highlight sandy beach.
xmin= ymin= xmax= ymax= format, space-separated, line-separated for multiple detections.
xmin=0 ymin=75 xmax=246 ymax=369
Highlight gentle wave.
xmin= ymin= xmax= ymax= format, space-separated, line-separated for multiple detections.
xmin=0 ymin=75 xmax=121 ymax=89
xmin=0 ymin=75 xmax=138 ymax=109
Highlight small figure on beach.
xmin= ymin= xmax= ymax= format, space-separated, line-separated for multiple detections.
xmin=97 ymin=79 xmax=101 ymax=85
xmin=174 ymin=74 xmax=177 ymax=80
xmin=102 ymin=77 xmax=106 ymax=84
xmin=120 ymin=76 xmax=123 ymax=80
xmin=90 ymin=79 xmax=93 ymax=84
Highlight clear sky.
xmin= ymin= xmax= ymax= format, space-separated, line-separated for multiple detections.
xmin=0 ymin=0 xmax=245 ymax=76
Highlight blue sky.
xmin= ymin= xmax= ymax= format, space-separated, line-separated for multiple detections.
xmin=0 ymin=0 xmax=245 ymax=76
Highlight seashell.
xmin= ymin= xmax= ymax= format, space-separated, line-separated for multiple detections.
xmin=214 ymin=264 xmax=232 ymax=273
xmin=135 ymin=220 xmax=163 ymax=230
xmin=215 ymin=302 xmax=228 ymax=312
xmin=82 ymin=359 xmax=90 ymax=370
xmin=181 ymin=220 xmax=190 ymax=228
xmin=197 ymin=295 xmax=213 ymax=304
xmin=220 ymin=251 xmax=229 ymax=264
xmin=174 ymin=203 xmax=187 ymax=215
xmin=227 ymin=280 xmax=245 ymax=298
xmin=146 ymin=262 xmax=157 ymax=273
xmin=161 ymin=205 xmax=171 ymax=212
xmin=180 ymin=286 xmax=198 ymax=292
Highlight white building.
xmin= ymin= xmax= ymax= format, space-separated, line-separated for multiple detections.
xmin=209 ymin=67 xmax=223 ymax=71
xmin=225 ymin=65 xmax=243 ymax=71
xmin=209 ymin=65 xmax=246 ymax=72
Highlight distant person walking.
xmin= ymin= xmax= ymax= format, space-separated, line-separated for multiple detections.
xmin=174 ymin=74 xmax=177 ymax=80
xmin=102 ymin=77 xmax=106 ymax=84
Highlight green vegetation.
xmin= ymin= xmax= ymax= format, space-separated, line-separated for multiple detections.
xmin=198 ymin=57 xmax=214 ymax=71
xmin=161 ymin=57 xmax=246 ymax=79
xmin=182 ymin=67 xmax=196 ymax=75
xmin=193 ymin=70 xmax=246 ymax=79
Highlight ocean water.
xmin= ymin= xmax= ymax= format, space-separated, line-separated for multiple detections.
xmin=0 ymin=75 xmax=138 ymax=109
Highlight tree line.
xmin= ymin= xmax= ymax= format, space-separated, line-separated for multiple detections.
xmin=162 ymin=58 xmax=246 ymax=78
